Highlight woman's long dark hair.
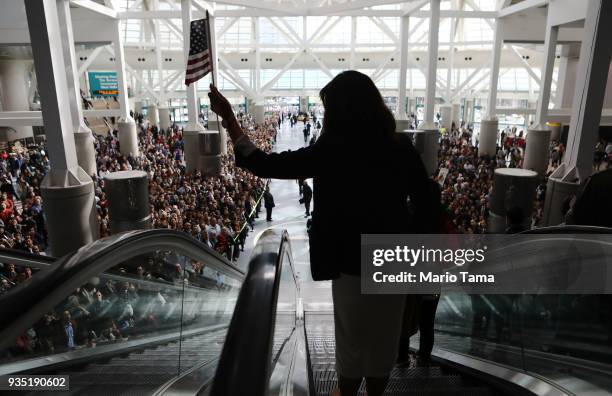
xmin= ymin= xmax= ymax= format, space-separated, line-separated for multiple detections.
xmin=320 ymin=70 xmax=395 ymax=138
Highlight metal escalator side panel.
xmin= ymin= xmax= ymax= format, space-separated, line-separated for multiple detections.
xmin=210 ymin=228 xmax=302 ymax=396
xmin=0 ymin=229 xmax=244 ymax=374
xmin=0 ymin=248 xmax=56 ymax=268
xmin=0 ymin=248 xmax=56 ymax=295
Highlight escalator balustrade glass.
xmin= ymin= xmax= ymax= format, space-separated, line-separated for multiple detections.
xmin=268 ymin=248 xmax=301 ymax=394
xmin=0 ymin=249 xmax=52 ymax=296
xmin=433 ymin=292 xmax=612 ymax=393
xmin=0 ymin=237 xmax=242 ymax=396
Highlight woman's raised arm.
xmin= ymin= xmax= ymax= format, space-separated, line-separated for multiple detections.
xmin=208 ymin=84 xmax=322 ymax=180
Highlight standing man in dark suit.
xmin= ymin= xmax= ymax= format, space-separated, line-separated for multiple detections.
xmin=302 ymin=180 xmax=312 ymax=217
xmin=263 ymin=187 xmax=275 ymax=222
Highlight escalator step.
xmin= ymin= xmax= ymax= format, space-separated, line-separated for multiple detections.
xmin=70 ymin=365 xmax=181 ymax=375
xmin=312 ymin=370 xmax=463 ymax=386
xmin=313 ymin=378 xmax=491 ymax=396
xmin=311 ymin=365 xmax=448 ymax=378
xmin=66 ymin=372 xmax=175 ymax=386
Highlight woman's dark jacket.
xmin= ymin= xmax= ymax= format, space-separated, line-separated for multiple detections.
xmin=236 ymin=131 xmax=439 ymax=281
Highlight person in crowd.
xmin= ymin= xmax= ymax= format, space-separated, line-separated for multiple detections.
xmin=263 ymin=186 xmax=275 ymax=222
xmin=302 ymin=180 xmax=312 ymax=217
xmin=208 ymin=71 xmax=440 ymax=396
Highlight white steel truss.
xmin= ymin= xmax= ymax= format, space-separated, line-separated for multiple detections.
xmin=53 ymin=0 xmax=566 ymax=112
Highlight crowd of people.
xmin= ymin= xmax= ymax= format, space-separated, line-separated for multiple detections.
xmin=1 ymin=109 xmax=279 ymax=358
xmin=1 ymin=100 xmax=611 ymax=360
xmin=0 ymin=111 xmax=278 ymax=297
xmin=436 ymin=122 xmax=611 ymax=233
xmin=94 ymin=111 xmax=277 ymax=262
xmin=7 ymin=248 xmax=237 ymax=358
xmin=437 ymin=127 xmax=492 ymax=234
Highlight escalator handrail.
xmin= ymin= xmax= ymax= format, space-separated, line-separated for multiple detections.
xmin=210 ymin=229 xmax=299 ymax=396
xmin=520 ymin=225 xmax=612 ymax=234
xmin=0 ymin=248 xmax=56 ymax=269
xmin=0 ymin=229 xmax=244 ymax=352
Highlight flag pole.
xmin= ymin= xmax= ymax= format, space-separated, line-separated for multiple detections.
xmin=206 ymin=10 xmax=222 ymax=136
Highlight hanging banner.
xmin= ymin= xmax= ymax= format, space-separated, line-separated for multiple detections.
xmin=88 ymin=71 xmax=119 ymax=96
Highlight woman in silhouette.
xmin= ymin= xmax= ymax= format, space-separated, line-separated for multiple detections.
xmin=209 ymin=71 xmax=438 ymax=396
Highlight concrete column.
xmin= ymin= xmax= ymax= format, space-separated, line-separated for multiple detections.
xmin=549 ymin=122 xmax=561 ymax=141
xmin=464 ymin=99 xmax=473 ymax=124
xmin=25 ymin=0 xmax=98 ymax=256
xmin=254 ymin=104 xmax=265 ymax=123
xmin=407 ymin=98 xmax=415 ymax=117
xmin=451 ymin=103 xmax=460 ymax=127
xmin=488 ymin=168 xmax=538 ymax=233
xmin=396 ymin=15 xmax=409 ymax=120
xmin=478 ymin=15 xmax=503 ymax=156
xmin=134 ymin=101 xmax=143 ymax=114
xmin=543 ymin=0 xmax=612 ymax=226
xmin=485 ymin=21 xmax=503 ymax=120
xmin=152 ymin=0 xmax=165 ymax=108
xmin=440 ymin=105 xmax=451 ymax=131
xmin=299 ymin=96 xmax=308 ymax=113
xmin=419 ymin=0 xmax=440 ymax=129
xmin=555 ymin=49 xmax=579 ymax=109
xmin=148 ymin=103 xmax=159 ymax=126
xmin=112 ymin=19 xmax=131 ymax=121
xmin=405 ymin=129 xmax=438 ymax=176
xmin=395 ymin=119 xmax=411 ymax=133
xmin=183 ymin=129 xmax=203 ymax=174
xmin=159 ymin=106 xmax=171 ymax=130
xmin=0 ymin=60 xmax=34 ymax=141
xmin=534 ymin=25 xmax=558 ymax=125
xmin=445 ymin=16 xmax=457 ymax=103
xmin=57 ymin=0 xmax=96 ymax=177
xmin=200 ymin=130 xmax=222 ymax=177
xmin=542 ymin=164 xmax=579 ymax=227
xmin=112 ymin=17 xmax=138 ymax=157
xmin=181 ymin=0 xmax=206 ymax=172
xmin=104 ymin=170 xmax=151 ymax=234
xmin=57 ymin=0 xmax=88 ymax=135
xmin=74 ymin=132 xmax=97 ymax=177
xmin=526 ymin=101 xmax=536 ymax=126
xmin=253 ymin=18 xmax=261 ymax=95
xmin=478 ymin=119 xmax=498 ymax=157
xmin=207 ymin=120 xmax=227 ymax=155
xmin=523 ymin=127 xmax=551 ymax=177
xmin=118 ymin=120 xmax=139 ymax=156
xmin=526 ymin=23 xmax=558 ymax=158
xmin=183 ymin=129 xmax=222 ymax=176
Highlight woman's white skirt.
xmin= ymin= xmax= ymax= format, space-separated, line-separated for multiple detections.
xmin=332 ymin=273 xmax=406 ymax=378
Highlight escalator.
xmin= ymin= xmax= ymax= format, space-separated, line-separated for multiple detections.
xmin=2 ymin=227 xmax=612 ymax=395
xmin=305 ymin=313 xmax=493 ymax=396
xmin=0 ymin=230 xmax=243 ymax=394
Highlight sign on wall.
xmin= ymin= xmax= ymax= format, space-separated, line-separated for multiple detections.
xmin=88 ymin=71 xmax=119 ymax=96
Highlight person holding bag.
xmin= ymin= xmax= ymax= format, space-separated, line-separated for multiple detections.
xmin=208 ymin=71 xmax=440 ymax=396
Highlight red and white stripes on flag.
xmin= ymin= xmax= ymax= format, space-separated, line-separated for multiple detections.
xmin=184 ymin=16 xmax=212 ymax=86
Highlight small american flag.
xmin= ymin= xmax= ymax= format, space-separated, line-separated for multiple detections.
xmin=184 ymin=16 xmax=212 ymax=86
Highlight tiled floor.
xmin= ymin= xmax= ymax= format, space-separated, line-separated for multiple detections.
xmin=235 ymin=120 xmax=333 ymax=311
